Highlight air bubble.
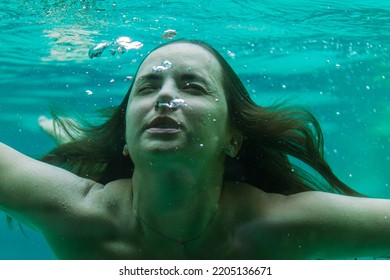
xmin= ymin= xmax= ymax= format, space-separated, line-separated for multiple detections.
xmin=162 ymin=29 xmax=177 ymax=39
xmin=110 ymin=37 xmax=143 ymax=55
xmin=152 ymin=65 xmax=166 ymax=72
xmin=227 ymin=50 xmax=235 ymax=58
xmin=88 ymin=42 xmax=110 ymax=58
xmin=88 ymin=37 xmax=143 ymax=59
xmin=152 ymin=60 xmax=172 ymax=72
xmin=162 ymin=60 xmax=172 ymax=68
xmin=155 ymin=98 xmax=187 ymax=109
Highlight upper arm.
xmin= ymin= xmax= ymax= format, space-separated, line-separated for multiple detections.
xmin=0 ymin=142 xmax=102 ymax=232
xmin=272 ymin=192 xmax=390 ymax=259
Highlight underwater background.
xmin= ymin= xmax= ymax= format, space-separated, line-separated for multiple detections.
xmin=0 ymin=0 xmax=389 ymax=259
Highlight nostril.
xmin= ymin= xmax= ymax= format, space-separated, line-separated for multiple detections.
xmin=155 ymin=100 xmax=166 ymax=110
xmin=154 ymin=100 xmax=176 ymax=110
xmin=155 ymin=98 xmax=187 ymax=110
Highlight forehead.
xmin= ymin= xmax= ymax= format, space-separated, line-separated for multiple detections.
xmin=136 ymin=43 xmax=222 ymax=78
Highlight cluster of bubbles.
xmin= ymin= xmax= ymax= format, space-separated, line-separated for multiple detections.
xmin=152 ymin=60 xmax=173 ymax=72
xmin=155 ymin=98 xmax=187 ymax=109
xmin=88 ymin=28 xmax=177 ymax=59
xmin=88 ymin=36 xmax=143 ymax=59
xmin=85 ymin=30 xmax=177 ymax=96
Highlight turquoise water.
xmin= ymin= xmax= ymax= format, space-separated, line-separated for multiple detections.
xmin=0 ymin=0 xmax=389 ymax=259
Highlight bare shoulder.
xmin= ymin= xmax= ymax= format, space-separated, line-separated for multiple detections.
xmin=221 ymin=181 xmax=286 ymax=220
xmin=222 ymin=181 xmax=279 ymax=200
xmin=277 ymin=191 xmax=367 ymax=219
xmin=221 ymin=183 xmax=337 ymax=258
xmin=221 ymin=181 xmax=352 ymax=218
xmin=222 ymin=186 xmax=366 ymax=224
xmin=45 ymin=178 xmax=134 ymax=237
xmin=221 ymin=186 xmax=390 ymax=259
xmin=44 ymin=178 xmax=135 ymax=259
xmin=222 ymin=183 xmax=364 ymax=220
xmin=82 ymin=178 xmax=134 ymax=223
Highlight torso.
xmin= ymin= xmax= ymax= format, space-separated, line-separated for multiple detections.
xmin=43 ymin=179 xmax=291 ymax=259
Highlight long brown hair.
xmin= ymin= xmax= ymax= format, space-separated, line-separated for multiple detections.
xmin=41 ymin=39 xmax=360 ymax=196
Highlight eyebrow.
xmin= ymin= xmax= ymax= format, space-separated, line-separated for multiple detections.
xmin=135 ymin=72 xmax=213 ymax=86
xmin=180 ymin=73 xmax=211 ymax=85
xmin=136 ymin=73 xmax=162 ymax=83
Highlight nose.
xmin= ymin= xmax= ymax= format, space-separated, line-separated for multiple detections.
xmin=154 ymin=79 xmax=178 ymax=111
xmin=156 ymin=78 xmax=177 ymax=101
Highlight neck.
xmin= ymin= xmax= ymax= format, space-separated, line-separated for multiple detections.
xmin=131 ymin=160 xmax=224 ymax=245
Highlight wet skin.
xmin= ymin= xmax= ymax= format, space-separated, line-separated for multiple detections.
xmin=2 ymin=43 xmax=390 ymax=260
xmin=125 ymin=43 xmax=234 ymax=165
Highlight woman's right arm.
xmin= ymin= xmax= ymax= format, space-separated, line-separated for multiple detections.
xmin=0 ymin=142 xmax=101 ymax=232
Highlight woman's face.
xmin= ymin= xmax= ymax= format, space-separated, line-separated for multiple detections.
xmin=125 ymin=42 xmax=233 ymax=166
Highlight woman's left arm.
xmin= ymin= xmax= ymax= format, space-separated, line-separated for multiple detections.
xmin=279 ymin=191 xmax=390 ymax=259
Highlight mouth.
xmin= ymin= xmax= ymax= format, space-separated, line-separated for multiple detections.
xmin=146 ymin=116 xmax=182 ymax=133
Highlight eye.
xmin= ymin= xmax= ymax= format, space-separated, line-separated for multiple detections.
xmin=135 ymin=84 xmax=157 ymax=95
xmin=183 ymin=82 xmax=208 ymax=95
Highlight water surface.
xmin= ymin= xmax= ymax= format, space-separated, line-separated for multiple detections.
xmin=0 ymin=0 xmax=389 ymax=259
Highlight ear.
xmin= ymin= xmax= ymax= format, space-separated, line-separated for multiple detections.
xmin=123 ymin=144 xmax=129 ymax=157
xmin=224 ymin=130 xmax=243 ymax=158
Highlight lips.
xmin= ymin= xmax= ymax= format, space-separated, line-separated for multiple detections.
xmin=146 ymin=116 xmax=182 ymax=133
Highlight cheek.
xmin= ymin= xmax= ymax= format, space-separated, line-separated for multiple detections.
xmin=207 ymin=99 xmax=229 ymax=126
xmin=203 ymin=112 xmax=227 ymax=132
xmin=124 ymin=101 xmax=146 ymax=139
xmin=126 ymin=98 xmax=151 ymax=122
xmin=192 ymin=101 xmax=230 ymax=140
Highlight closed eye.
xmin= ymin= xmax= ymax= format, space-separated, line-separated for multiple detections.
xmin=183 ymin=83 xmax=209 ymax=95
xmin=135 ymin=84 xmax=158 ymax=95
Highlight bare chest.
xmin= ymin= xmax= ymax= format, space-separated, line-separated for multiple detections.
xmin=47 ymin=223 xmax=259 ymax=260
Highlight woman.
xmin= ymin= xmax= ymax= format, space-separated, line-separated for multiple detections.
xmin=1 ymin=40 xmax=389 ymax=259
